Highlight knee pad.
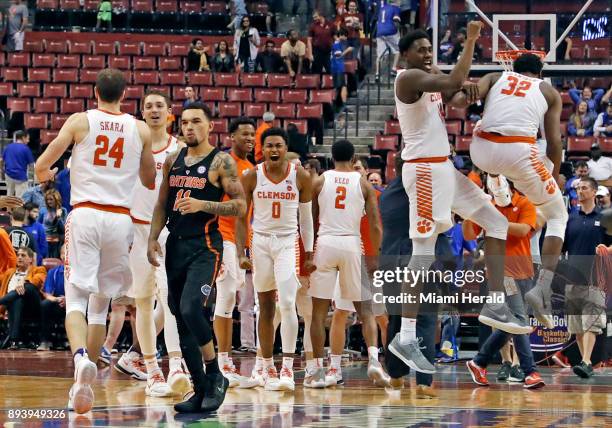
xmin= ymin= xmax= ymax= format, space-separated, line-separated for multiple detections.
xmin=277 ymin=277 xmax=299 ymax=311
xmin=470 ymin=204 xmax=509 ymax=241
xmin=87 ymin=295 xmax=111 ymax=325
xmin=214 ymin=287 xmax=237 ymax=318
xmin=537 ymin=195 xmax=568 ymax=239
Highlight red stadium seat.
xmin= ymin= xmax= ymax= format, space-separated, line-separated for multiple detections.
xmin=321 ymin=75 xmax=334 ymax=89
xmin=282 ymin=89 xmax=307 ymax=104
xmin=211 ymin=118 xmax=229 ymax=133
xmin=143 ymin=42 xmax=166 ymax=56
xmin=215 ymin=73 xmax=240 ymax=87
xmin=59 ymin=0 xmax=79 ymax=9
xmin=7 ymin=52 xmax=30 ymax=67
xmin=146 ymin=86 xmax=171 ymax=96
xmin=70 ymin=84 xmax=93 ymax=98
xmin=560 ymin=91 xmax=572 ymax=105
xmin=57 ymin=54 xmax=80 ymax=68
xmin=445 ymin=121 xmax=462 ymax=136
xmin=244 ymin=103 xmax=266 ymax=118
xmin=51 ymin=114 xmax=70 ymax=129
xmin=201 ymin=87 xmax=226 ymax=102
xmin=599 ymin=137 xmax=612 ymax=155
xmin=455 ymin=136 xmax=471 ymax=154
xmin=254 ymin=88 xmax=280 ymax=103
xmin=24 ymin=39 xmax=44 ymax=53
xmin=560 ymin=122 xmax=568 ymax=137
xmin=120 ymin=100 xmax=138 ymax=115
xmin=92 ymin=41 xmax=115 ymax=55
xmin=133 ymin=71 xmax=159 ymax=84
xmin=268 ymin=74 xmax=292 ymax=88
xmin=86 ymin=99 xmax=98 ymax=110
xmin=108 ymin=56 xmax=131 ymax=70
xmin=112 ymin=0 xmax=129 ymax=10
xmin=25 ymin=114 xmax=48 ymax=129
xmin=160 ymin=72 xmax=186 ymax=85
xmin=28 ymin=68 xmax=52 ymax=82
xmin=227 ymin=88 xmax=253 ymax=103
xmin=0 ymin=51 xmax=7 ymax=66
xmin=82 ymin=55 xmax=105 ymax=69
xmin=446 ymin=106 xmax=467 ymax=120
xmin=204 ymin=1 xmax=227 ymax=13
xmin=310 ymin=89 xmax=334 ymax=104
xmin=373 ymin=134 xmax=398 ymax=151
xmin=181 ymin=1 xmax=202 ymax=13
xmin=464 ymin=121 xmax=476 ymax=135
xmin=241 ymin=73 xmax=266 ymax=87
xmin=159 ymin=57 xmax=182 ymax=70
xmin=18 ymin=83 xmax=40 ymax=98
xmin=344 ymin=59 xmax=357 ymax=74
xmin=134 ymin=57 xmax=157 ymax=70
xmin=295 ymin=75 xmax=320 ymax=89
xmin=172 ymin=86 xmax=190 ymax=101
xmin=297 ymin=103 xmax=323 ymax=119
xmin=79 ymin=69 xmax=99 ymax=83
xmin=122 ymin=70 xmax=133 ymax=84
xmin=209 ymin=133 xmax=219 ymax=145
xmin=61 ymin=99 xmax=84 ymax=114
xmin=218 ymin=102 xmax=242 ymax=118
xmin=561 ymin=105 xmax=573 ymax=121
xmin=68 ymin=41 xmax=91 ymax=54
xmin=46 ymin=40 xmax=68 ymax=53
xmin=40 ymin=130 xmax=60 ymax=146
xmin=7 ymin=98 xmax=31 ymax=113
xmin=172 ymin=102 xmax=184 ymax=116
xmin=125 ymin=86 xmax=145 ymax=99
xmin=285 ymin=119 xmax=307 ymax=134
xmin=82 ymin=0 xmax=99 ymax=10
xmin=567 ymin=136 xmax=594 ymax=154
xmin=217 ymin=134 xmax=231 ymax=149
xmin=169 ymin=43 xmax=189 ymax=56
xmin=118 ymin=42 xmax=140 ymax=56
xmin=157 ymin=0 xmax=178 ymax=12
xmin=270 ymin=103 xmax=295 ymax=118
xmin=37 ymin=0 xmax=58 ymax=9
xmin=188 ymin=72 xmax=214 ymax=86
xmin=33 ymin=54 xmax=56 ymax=68
xmin=132 ymin=0 xmax=152 ymax=12
xmin=384 ymin=120 xmax=401 ymax=135
xmin=0 ymin=82 xmax=14 ymax=97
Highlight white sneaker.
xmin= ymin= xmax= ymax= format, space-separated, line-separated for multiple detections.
xmin=367 ymin=357 xmax=391 ymax=387
xmin=325 ymin=367 xmax=343 ymax=386
xmin=221 ymin=363 xmax=243 ymax=388
xmin=303 ymin=367 xmax=326 ymax=389
xmin=68 ymin=357 xmax=97 ymax=414
xmin=115 ymin=352 xmax=147 ymax=381
xmin=145 ymin=371 xmax=172 ymax=397
xmin=263 ymin=366 xmax=281 ymax=391
xmin=239 ymin=366 xmax=265 ymax=389
xmin=167 ymin=366 xmax=191 ymax=396
xmin=278 ymin=366 xmax=295 ymax=392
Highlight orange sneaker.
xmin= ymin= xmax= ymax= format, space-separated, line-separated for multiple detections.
xmin=466 ymin=360 xmax=489 ymax=386
xmin=524 ymin=372 xmax=545 ymax=389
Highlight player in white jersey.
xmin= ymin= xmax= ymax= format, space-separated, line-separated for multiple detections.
xmin=236 ymin=128 xmax=314 ymax=392
xmin=307 ymin=140 xmax=390 ymax=388
xmin=392 ymin=25 xmax=532 ymax=376
xmin=35 ymin=68 xmax=156 ymax=414
xmin=118 ymin=91 xmax=189 ymax=397
xmin=452 ymin=53 xmax=566 ymax=328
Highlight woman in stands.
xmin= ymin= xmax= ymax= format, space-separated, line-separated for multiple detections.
xmin=38 ymin=190 xmax=66 ymax=259
xmin=233 ymin=16 xmax=260 ymax=73
xmin=211 ymin=40 xmax=236 ymax=73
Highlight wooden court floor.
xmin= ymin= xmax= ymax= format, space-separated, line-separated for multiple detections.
xmin=0 ymin=351 xmax=610 ymax=427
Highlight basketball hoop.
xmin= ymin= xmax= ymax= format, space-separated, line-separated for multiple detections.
xmin=495 ymin=50 xmax=546 ymax=72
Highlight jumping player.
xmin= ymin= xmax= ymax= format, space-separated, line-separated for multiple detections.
xmin=34 ymin=68 xmax=156 ymax=414
xmin=147 ymin=103 xmax=246 ymax=413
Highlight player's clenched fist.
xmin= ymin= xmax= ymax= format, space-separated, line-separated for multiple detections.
xmin=147 ymin=239 xmax=162 ymax=267
xmin=239 ymin=255 xmax=252 ymax=270
xmin=466 ymin=21 xmax=483 ymax=41
xmin=175 ymin=197 xmax=202 ymax=214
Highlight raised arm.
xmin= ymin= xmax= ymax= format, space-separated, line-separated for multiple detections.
xmin=136 ymin=120 xmax=155 ymax=189
xmin=35 ymin=112 xmax=84 ymax=182
xmin=147 ymin=153 xmax=175 ymax=266
xmin=541 ymin=82 xmax=563 ymax=182
xmin=236 ymin=169 xmax=257 ymax=270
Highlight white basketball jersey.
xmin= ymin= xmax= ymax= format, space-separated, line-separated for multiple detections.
xmin=252 ymin=162 xmax=300 ymax=235
xmin=480 ymin=71 xmax=548 ymax=137
xmin=131 ymin=135 xmax=179 ymax=222
xmin=317 ymin=170 xmax=364 ymax=237
xmin=395 ymin=70 xmax=450 ymax=161
xmin=71 ymin=110 xmax=143 ymax=209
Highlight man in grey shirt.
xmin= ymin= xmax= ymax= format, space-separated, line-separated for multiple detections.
xmin=4 ymin=0 xmax=28 ymax=52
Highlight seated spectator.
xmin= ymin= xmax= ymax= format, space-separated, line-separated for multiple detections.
xmin=234 ymin=16 xmax=260 ymax=73
xmin=587 ymin=144 xmax=612 ymax=182
xmin=37 ymin=246 xmax=65 ymax=351
xmin=95 ymin=0 xmax=113 ymax=32
xmin=0 ymin=247 xmax=46 ymax=350
xmin=281 ymin=30 xmax=308 ymax=77
xmin=187 ymin=38 xmax=210 ymax=72
xmin=1 ymin=130 xmax=34 ymax=198
xmin=38 ymin=190 xmax=66 ymax=259
xmin=449 ymin=27 xmax=483 ymax=63
xmin=255 ymin=40 xmax=284 ymax=73
xmin=438 ymin=29 xmax=454 ymax=63
xmin=6 ymin=207 xmax=38 ymax=259
xmin=594 ymin=101 xmax=612 ymax=138
xmin=368 ymin=172 xmax=385 ymax=191
xmin=569 ymin=84 xmax=604 ymax=113
xmin=331 ymin=29 xmax=353 ymax=110
xmin=565 ymin=161 xmax=589 ymax=213
xmin=23 ymin=203 xmax=47 ymax=265
xmin=596 ymin=186 xmax=611 ymax=209
xmin=336 ymin=0 xmax=363 ymax=60
xmin=22 ymin=180 xmax=54 ymax=212
xmin=211 ymin=40 xmax=236 ymax=73
xmin=568 ymin=101 xmax=597 ymax=137
xmin=183 ymin=86 xmax=202 ymax=109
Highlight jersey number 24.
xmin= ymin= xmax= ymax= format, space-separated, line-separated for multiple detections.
xmin=93 ymin=135 xmax=125 ymax=168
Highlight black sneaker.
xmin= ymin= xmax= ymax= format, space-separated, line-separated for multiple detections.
xmin=572 ymin=361 xmax=594 ymax=379
xmin=174 ymin=392 xmax=204 ymax=413
xmin=508 ymin=365 xmax=525 ymax=383
xmin=201 ymin=373 xmax=229 ymax=412
xmin=496 ymin=362 xmax=512 ymax=381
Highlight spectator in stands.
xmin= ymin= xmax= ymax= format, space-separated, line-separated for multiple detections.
xmin=596 ymin=186 xmax=611 ymax=209
xmin=254 ymin=112 xmax=275 ymax=162
xmin=374 ymin=0 xmax=401 ymax=81
xmin=7 ymin=207 xmax=37 ymax=259
xmin=303 ymin=158 xmax=322 ymax=178
xmin=568 ymin=101 xmax=597 ymax=137
xmin=556 ymin=36 xmax=573 ymax=62
xmin=450 ymin=142 xmax=465 ymax=169
xmin=281 ymin=30 xmax=308 ymax=77
xmin=602 ymin=85 xmax=612 ymax=106
xmin=234 ymin=16 xmax=260 ymax=73
xmin=211 ymin=40 xmax=236 ymax=73
xmin=566 ymin=161 xmax=589 ymax=213
xmin=449 ymin=27 xmax=483 ymax=63
xmin=331 ymin=29 xmax=353 ymax=111
xmin=368 ymin=172 xmax=385 ymax=191
xmin=37 ymin=246 xmax=65 ymax=351
xmin=1 ymin=131 xmax=34 ymax=198
xmin=307 ymin=10 xmax=334 ymax=74
xmin=22 ymin=180 xmax=54 ymax=211
xmin=54 ymin=157 xmax=71 ymax=212
xmin=255 ymin=40 xmax=284 ymax=73
xmin=468 ymin=164 xmax=484 ymax=188
xmin=569 ymin=84 xmax=604 ymax=114
xmin=23 ymin=203 xmax=47 ymax=265
xmin=95 ymin=0 xmax=113 ymax=32
xmin=587 ymin=144 xmax=612 ymax=182
xmin=0 ymin=223 xmax=16 ymax=274
xmin=187 ymin=38 xmax=210 ymax=72
xmin=286 ymin=123 xmax=308 ymax=160
xmin=593 ymin=101 xmax=612 ymax=138
xmin=438 ymin=29 xmax=454 ymax=63
xmin=38 ymin=190 xmax=66 ymax=259
xmin=336 ymin=0 xmax=363 ymax=60
xmin=227 ymin=0 xmax=247 ymax=31
xmin=0 ymin=247 xmax=45 ymax=350
xmin=3 ymin=0 xmax=28 ymax=52
xmin=183 ymin=86 xmax=201 ymax=109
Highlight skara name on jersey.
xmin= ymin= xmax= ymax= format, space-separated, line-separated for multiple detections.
xmin=99 ymin=121 xmax=125 ymax=133
xmin=257 ymin=191 xmax=297 ymax=200
xmin=169 ymin=175 xmax=207 ymax=189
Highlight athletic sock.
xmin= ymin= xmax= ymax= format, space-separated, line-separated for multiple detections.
xmin=169 ymin=357 xmax=183 ymax=372
xmin=205 ymin=358 xmax=220 ymax=375
xmin=282 ymin=357 xmax=294 ymax=370
xmin=254 ymin=356 xmax=264 ymax=371
xmin=73 ymin=348 xmax=87 ymax=367
xmin=263 ymin=357 xmax=274 ymax=368
xmin=368 ymin=346 xmax=379 ymax=361
xmin=144 ymin=356 xmax=161 ymax=377
xmin=218 ymin=352 xmax=230 ymax=368
xmin=400 ymin=318 xmax=417 ymax=344
xmin=315 ymin=358 xmax=324 ymax=368
xmin=330 ymin=354 xmax=342 ymax=369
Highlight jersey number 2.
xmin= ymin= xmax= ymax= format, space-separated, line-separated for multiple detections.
xmin=500 ymin=76 xmax=532 ymax=97
xmin=335 ymin=186 xmax=347 ymax=209
xmin=93 ymin=135 xmax=125 ymax=168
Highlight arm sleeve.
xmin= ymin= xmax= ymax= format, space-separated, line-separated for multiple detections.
xmin=298 ymin=201 xmax=314 ymax=252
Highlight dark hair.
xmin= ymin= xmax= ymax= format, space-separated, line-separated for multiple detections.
xmin=11 ymin=206 xmax=26 ymax=221
xmin=192 ymin=38 xmax=203 ymax=45
xmin=17 ymin=246 xmax=34 ymax=258
xmin=331 ymin=139 xmax=355 ymax=162
xmin=261 ymin=127 xmax=288 ymax=145
xmin=513 ymin=53 xmax=544 ymax=75
xmin=266 ymin=40 xmax=275 ymax=46
xmin=580 ymin=176 xmax=598 ymax=191
xmin=182 ymin=102 xmax=213 ymax=121
xmin=305 ymin=158 xmax=322 ymax=174
xmin=336 ymin=28 xmax=348 ymax=37
xmin=241 ymin=15 xmax=250 ymax=27
xmin=229 ymin=117 xmax=256 ymax=134
xmin=14 ymin=130 xmax=27 ymax=140
xmin=24 ymin=202 xmax=39 ymax=211
xmin=399 ymin=29 xmax=430 ymax=54
xmin=217 ymin=40 xmax=228 ymax=52
xmin=142 ymin=90 xmax=171 ymax=109
xmin=287 ymin=29 xmax=297 ymax=38
xmin=95 ymin=68 xmax=127 ymax=103
xmin=576 ymin=160 xmax=589 ymax=169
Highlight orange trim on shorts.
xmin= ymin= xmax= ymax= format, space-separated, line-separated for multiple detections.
xmin=73 ymin=202 xmax=131 ymax=216
xmin=131 ymin=216 xmax=150 ymax=225
xmin=404 ymin=156 xmax=448 ymax=163
xmin=415 ymin=164 xmax=433 ymax=221
xmin=262 ymin=162 xmax=291 ymax=184
xmin=476 ymin=130 xmax=536 ymax=145
xmin=204 ymin=216 xmax=222 ymax=282
xmin=529 ymin=145 xmax=553 ymax=183
xmin=96 ymin=108 xmax=125 ymax=116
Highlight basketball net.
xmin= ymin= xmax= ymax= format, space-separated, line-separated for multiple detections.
xmin=495 ymin=50 xmax=547 ymax=72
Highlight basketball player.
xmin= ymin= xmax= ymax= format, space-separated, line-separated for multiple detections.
xmin=214 ymin=117 xmax=256 ymax=387
xmin=308 ymin=140 xmax=390 ymax=388
xmin=147 ymin=102 xmax=245 ymax=413
xmin=34 ymin=68 xmax=156 ymax=414
xmin=236 ymin=128 xmax=315 ymax=392
xmin=392 ymin=24 xmax=529 ymax=374
xmin=123 ymin=90 xmax=190 ymax=397
xmin=452 ymin=53 xmax=566 ymax=329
